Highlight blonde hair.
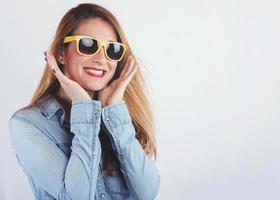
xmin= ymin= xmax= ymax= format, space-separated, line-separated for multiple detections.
xmin=26 ymin=3 xmax=157 ymax=175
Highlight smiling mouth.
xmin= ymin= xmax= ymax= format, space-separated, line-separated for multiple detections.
xmin=83 ymin=67 xmax=107 ymax=78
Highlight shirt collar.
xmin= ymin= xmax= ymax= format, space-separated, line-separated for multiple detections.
xmin=38 ymin=94 xmax=69 ymax=127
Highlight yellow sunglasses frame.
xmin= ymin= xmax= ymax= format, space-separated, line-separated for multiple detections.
xmin=63 ymin=35 xmax=127 ymax=62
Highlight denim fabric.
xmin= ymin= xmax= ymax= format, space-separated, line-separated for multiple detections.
xmin=9 ymin=94 xmax=160 ymax=200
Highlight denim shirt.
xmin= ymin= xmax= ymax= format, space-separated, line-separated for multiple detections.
xmin=9 ymin=94 xmax=160 ymax=200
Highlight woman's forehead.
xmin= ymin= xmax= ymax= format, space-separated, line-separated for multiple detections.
xmin=73 ymin=18 xmax=117 ymax=41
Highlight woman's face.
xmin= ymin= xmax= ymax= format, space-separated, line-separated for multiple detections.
xmin=60 ymin=18 xmax=118 ymax=94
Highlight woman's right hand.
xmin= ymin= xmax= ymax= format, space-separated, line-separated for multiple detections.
xmin=44 ymin=51 xmax=92 ymax=101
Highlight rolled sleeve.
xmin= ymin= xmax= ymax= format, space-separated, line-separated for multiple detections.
xmin=100 ymin=100 xmax=160 ymax=200
xmin=9 ymin=99 xmax=103 ymax=200
xmin=71 ymin=100 xmax=102 ymax=124
xmin=101 ymin=100 xmax=132 ymax=127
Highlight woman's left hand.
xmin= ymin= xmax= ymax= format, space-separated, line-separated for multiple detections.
xmin=98 ymin=55 xmax=138 ymax=107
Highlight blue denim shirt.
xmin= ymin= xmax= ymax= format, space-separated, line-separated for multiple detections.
xmin=9 ymin=94 xmax=160 ymax=200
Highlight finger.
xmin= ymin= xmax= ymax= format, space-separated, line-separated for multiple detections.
xmin=126 ymin=57 xmax=138 ymax=80
xmin=44 ymin=51 xmax=58 ymax=70
xmin=44 ymin=52 xmax=65 ymax=82
xmin=119 ymin=56 xmax=130 ymax=77
xmin=125 ymin=62 xmax=138 ymax=82
xmin=44 ymin=51 xmax=71 ymax=84
xmin=123 ymin=57 xmax=135 ymax=79
xmin=122 ymin=56 xmax=134 ymax=78
xmin=120 ymin=55 xmax=133 ymax=77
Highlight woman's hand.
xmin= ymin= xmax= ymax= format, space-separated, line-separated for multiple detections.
xmin=44 ymin=51 xmax=92 ymax=101
xmin=98 ymin=55 xmax=138 ymax=107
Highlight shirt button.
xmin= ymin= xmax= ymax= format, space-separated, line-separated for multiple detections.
xmin=94 ymin=110 xmax=98 ymax=114
xmin=100 ymin=193 xmax=105 ymax=198
xmin=106 ymin=117 xmax=110 ymax=121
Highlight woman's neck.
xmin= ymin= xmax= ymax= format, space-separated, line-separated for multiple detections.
xmin=56 ymin=87 xmax=95 ymax=103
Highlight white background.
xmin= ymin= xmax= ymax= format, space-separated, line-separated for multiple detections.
xmin=1 ymin=0 xmax=280 ymax=199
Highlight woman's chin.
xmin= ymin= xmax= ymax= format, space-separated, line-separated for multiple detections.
xmin=80 ymin=78 xmax=109 ymax=92
xmin=84 ymin=84 xmax=106 ymax=92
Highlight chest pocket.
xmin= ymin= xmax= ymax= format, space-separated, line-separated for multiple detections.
xmin=102 ymin=170 xmax=130 ymax=195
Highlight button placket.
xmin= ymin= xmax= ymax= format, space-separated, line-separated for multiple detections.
xmin=96 ymin=169 xmax=107 ymax=200
xmin=100 ymin=193 xmax=105 ymax=198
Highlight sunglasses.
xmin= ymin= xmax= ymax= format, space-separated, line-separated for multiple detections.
xmin=63 ymin=35 xmax=127 ymax=62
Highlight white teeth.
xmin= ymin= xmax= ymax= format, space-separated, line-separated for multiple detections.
xmin=84 ymin=68 xmax=104 ymax=75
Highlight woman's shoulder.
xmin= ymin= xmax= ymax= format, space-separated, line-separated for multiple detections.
xmin=8 ymin=101 xmax=53 ymax=155
xmin=9 ymin=107 xmax=48 ymax=142
xmin=8 ymin=95 xmax=57 ymax=141
xmin=10 ymin=94 xmax=57 ymax=123
xmin=9 ymin=106 xmax=45 ymax=148
xmin=9 ymin=97 xmax=53 ymax=129
xmin=10 ymin=105 xmax=43 ymax=123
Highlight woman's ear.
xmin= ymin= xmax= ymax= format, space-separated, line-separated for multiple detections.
xmin=58 ymin=51 xmax=66 ymax=65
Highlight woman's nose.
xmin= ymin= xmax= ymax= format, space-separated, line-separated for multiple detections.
xmin=92 ymin=45 xmax=107 ymax=61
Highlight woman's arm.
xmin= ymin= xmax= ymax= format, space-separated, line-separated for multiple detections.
xmin=9 ymin=100 xmax=102 ymax=200
xmin=101 ymin=100 xmax=160 ymax=200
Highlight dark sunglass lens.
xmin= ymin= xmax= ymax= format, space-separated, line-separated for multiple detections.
xmin=107 ymin=43 xmax=124 ymax=60
xmin=79 ymin=38 xmax=99 ymax=55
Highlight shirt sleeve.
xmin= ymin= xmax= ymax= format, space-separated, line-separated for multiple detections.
xmin=9 ymin=100 xmax=102 ymax=200
xmin=101 ymin=100 xmax=161 ymax=200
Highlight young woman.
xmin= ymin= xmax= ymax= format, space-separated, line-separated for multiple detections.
xmin=9 ymin=3 xmax=160 ymax=200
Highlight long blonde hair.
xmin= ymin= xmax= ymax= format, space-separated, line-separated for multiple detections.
xmin=26 ymin=3 xmax=157 ymax=175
